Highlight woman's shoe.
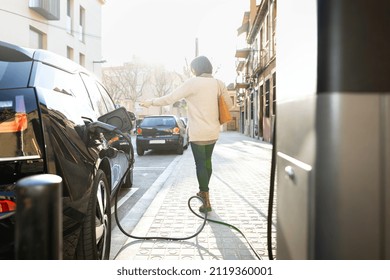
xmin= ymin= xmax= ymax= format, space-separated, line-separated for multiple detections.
xmin=196 ymin=191 xmax=212 ymax=212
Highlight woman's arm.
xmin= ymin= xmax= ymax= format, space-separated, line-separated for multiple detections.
xmin=140 ymin=79 xmax=193 ymax=108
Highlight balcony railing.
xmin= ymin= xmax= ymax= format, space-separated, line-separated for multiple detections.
xmin=29 ymin=0 xmax=60 ymax=20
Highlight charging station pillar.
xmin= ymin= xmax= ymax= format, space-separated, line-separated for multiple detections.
xmin=15 ymin=174 xmax=63 ymax=259
xmin=277 ymin=0 xmax=390 ymax=259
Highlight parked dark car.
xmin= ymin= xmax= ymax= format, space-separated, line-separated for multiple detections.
xmin=0 ymin=41 xmax=135 ymax=260
xmin=136 ymin=115 xmax=189 ymax=156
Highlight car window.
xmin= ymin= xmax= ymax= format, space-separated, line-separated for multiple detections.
xmin=32 ymin=63 xmax=90 ymax=106
xmin=71 ymin=75 xmax=94 ymax=112
xmin=31 ymin=63 xmax=97 ymax=123
xmin=96 ymin=82 xmax=115 ymax=112
xmin=80 ymin=73 xmax=109 ymax=116
xmin=141 ymin=117 xmax=176 ymax=127
xmin=0 ymin=61 xmax=32 ymax=89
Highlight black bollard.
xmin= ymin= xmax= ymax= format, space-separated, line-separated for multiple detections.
xmin=15 ymin=174 xmax=63 ymax=260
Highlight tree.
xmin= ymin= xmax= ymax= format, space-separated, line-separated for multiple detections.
xmin=102 ymin=60 xmax=150 ymax=111
xmin=151 ymin=65 xmax=175 ymax=115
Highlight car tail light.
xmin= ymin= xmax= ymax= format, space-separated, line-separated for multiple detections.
xmin=0 ymin=200 xmax=16 ymax=213
xmin=172 ymin=127 xmax=180 ymax=134
xmin=137 ymin=128 xmax=142 ymax=135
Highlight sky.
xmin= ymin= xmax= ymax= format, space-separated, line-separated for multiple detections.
xmin=101 ymin=0 xmax=249 ymax=84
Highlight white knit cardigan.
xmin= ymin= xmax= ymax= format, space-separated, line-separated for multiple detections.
xmin=150 ymin=75 xmax=233 ymax=142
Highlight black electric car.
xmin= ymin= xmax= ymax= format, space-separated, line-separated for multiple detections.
xmin=0 ymin=41 xmax=135 ymax=259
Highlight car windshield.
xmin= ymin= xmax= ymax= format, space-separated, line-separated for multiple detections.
xmin=141 ymin=117 xmax=176 ymax=127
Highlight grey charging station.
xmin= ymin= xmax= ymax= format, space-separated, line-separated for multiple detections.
xmin=276 ymin=0 xmax=390 ymax=259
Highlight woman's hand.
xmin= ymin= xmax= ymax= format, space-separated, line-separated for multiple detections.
xmin=139 ymin=99 xmax=153 ymax=108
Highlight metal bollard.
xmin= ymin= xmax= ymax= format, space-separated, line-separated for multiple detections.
xmin=15 ymin=174 xmax=63 ymax=260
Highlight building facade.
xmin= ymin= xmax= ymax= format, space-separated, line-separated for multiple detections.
xmin=235 ymin=0 xmax=277 ymax=142
xmin=0 ymin=0 xmax=105 ymax=76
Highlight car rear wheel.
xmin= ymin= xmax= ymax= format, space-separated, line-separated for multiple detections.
xmin=76 ymin=170 xmax=111 ymax=259
xmin=176 ymin=138 xmax=184 ymax=155
xmin=137 ymin=145 xmax=144 ymax=156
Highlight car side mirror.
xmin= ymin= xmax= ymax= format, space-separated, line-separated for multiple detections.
xmin=97 ymin=107 xmax=133 ymax=132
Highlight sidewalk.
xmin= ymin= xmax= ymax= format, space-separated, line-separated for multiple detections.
xmin=113 ymin=131 xmax=276 ymax=260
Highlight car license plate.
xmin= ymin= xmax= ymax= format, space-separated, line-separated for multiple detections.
xmin=149 ymin=140 xmax=165 ymax=144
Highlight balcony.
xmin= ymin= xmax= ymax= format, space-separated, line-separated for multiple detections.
xmin=235 ymin=48 xmax=251 ymax=59
xmin=29 ymin=0 xmax=60 ymax=20
xmin=235 ymin=82 xmax=250 ymax=90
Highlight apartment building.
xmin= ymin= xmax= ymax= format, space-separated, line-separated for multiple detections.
xmin=235 ymin=0 xmax=277 ymax=142
xmin=0 ymin=0 xmax=105 ymax=76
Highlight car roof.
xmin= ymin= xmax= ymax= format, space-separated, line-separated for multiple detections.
xmin=0 ymin=40 xmax=88 ymax=74
xmin=0 ymin=41 xmax=34 ymax=62
xmin=144 ymin=115 xmax=177 ymax=118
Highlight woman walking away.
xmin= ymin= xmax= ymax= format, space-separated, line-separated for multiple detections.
xmin=140 ymin=56 xmax=233 ymax=212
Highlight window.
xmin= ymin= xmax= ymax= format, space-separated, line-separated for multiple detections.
xmin=265 ymin=79 xmax=270 ymax=118
xmin=96 ymin=83 xmax=115 ymax=112
xmin=230 ymin=96 xmax=235 ymax=107
xmin=66 ymin=0 xmax=73 ymax=34
xmin=259 ymin=84 xmax=264 ymax=119
xmin=244 ymin=98 xmax=247 ymax=119
xmin=141 ymin=117 xmax=175 ymax=127
xmin=29 ymin=27 xmax=46 ymax=49
xmin=32 ymin=63 xmax=94 ymax=126
xmin=272 ymin=73 xmax=276 ymax=115
xmin=81 ymin=73 xmax=109 ymax=116
xmin=67 ymin=46 xmax=74 ymax=61
xmin=79 ymin=53 xmax=85 ymax=67
xmin=265 ymin=15 xmax=269 ymax=43
xmin=260 ymin=27 xmax=263 ymax=49
xmin=79 ymin=6 xmax=85 ymax=42
xmin=250 ymin=92 xmax=254 ymax=120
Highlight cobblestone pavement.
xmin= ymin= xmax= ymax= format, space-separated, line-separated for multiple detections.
xmin=113 ymin=132 xmax=276 ymax=260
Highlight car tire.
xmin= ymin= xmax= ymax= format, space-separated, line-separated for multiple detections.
xmin=184 ymin=137 xmax=189 ymax=150
xmin=76 ymin=170 xmax=111 ymax=260
xmin=176 ymin=139 xmax=184 ymax=155
xmin=137 ymin=145 xmax=144 ymax=156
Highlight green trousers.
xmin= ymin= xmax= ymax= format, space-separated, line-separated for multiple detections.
xmin=190 ymin=142 xmax=216 ymax=192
